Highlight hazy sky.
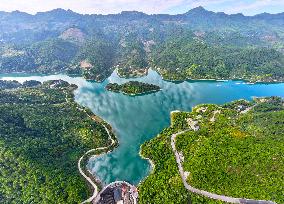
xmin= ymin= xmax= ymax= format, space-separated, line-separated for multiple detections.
xmin=0 ymin=0 xmax=283 ymax=15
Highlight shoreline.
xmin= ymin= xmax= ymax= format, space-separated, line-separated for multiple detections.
xmin=155 ymin=69 xmax=284 ymax=84
xmin=2 ymin=69 xmax=284 ymax=84
xmin=139 ymin=148 xmax=155 ymax=173
xmin=105 ymin=80 xmax=162 ymax=96
xmin=164 ymin=76 xmax=284 ymax=84
xmin=77 ymin=114 xmax=119 ymax=204
xmin=161 ymin=76 xmax=284 ymax=84
xmin=121 ymin=88 xmax=161 ymax=96
xmin=73 ymin=86 xmax=119 ymax=203
xmin=169 ymin=104 xmax=277 ymax=204
xmin=106 ymin=88 xmax=161 ymax=96
xmin=116 ymin=67 xmax=149 ymax=79
xmin=138 ymin=146 xmax=155 ymax=187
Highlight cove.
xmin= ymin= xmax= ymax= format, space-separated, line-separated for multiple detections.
xmin=1 ymin=70 xmax=284 ymax=186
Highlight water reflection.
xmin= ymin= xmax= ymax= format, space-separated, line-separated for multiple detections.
xmin=1 ymin=70 xmax=284 ymax=185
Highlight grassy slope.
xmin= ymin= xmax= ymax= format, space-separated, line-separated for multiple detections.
xmin=139 ymin=97 xmax=284 ymax=204
xmin=0 ymin=84 xmax=111 ymax=203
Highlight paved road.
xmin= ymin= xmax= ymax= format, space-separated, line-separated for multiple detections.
xmin=77 ymin=109 xmax=115 ymax=204
xmin=171 ymin=130 xmax=276 ymax=204
xmin=63 ymin=90 xmax=116 ymax=203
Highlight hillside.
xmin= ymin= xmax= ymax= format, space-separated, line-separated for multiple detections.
xmin=150 ymin=39 xmax=284 ymax=82
xmin=0 ymin=80 xmax=113 ymax=203
xmin=139 ymin=97 xmax=284 ymax=203
xmin=0 ymin=7 xmax=284 ymax=81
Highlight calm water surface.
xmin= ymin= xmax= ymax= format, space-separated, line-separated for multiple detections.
xmin=1 ymin=70 xmax=284 ymax=185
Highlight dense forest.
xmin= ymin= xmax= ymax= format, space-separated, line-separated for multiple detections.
xmin=0 ymin=7 xmax=284 ymax=82
xmin=106 ymin=81 xmax=160 ymax=95
xmin=0 ymin=80 xmax=113 ymax=203
xmin=150 ymin=39 xmax=284 ymax=82
xmin=139 ymin=97 xmax=284 ymax=203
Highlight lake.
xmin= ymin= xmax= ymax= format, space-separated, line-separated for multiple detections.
xmin=1 ymin=69 xmax=284 ymax=186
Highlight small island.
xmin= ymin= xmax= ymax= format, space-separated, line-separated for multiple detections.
xmin=106 ymin=81 xmax=161 ymax=96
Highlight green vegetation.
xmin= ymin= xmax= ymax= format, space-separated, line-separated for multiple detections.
xmin=30 ymin=39 xmax=79 ymax=73
xmin=139 ymin=97 xmax=284 ymax=203
xmin=0 ymin=80 xmax=22 ymax=89
xmin=75 ymin=38 xmax=117 ymax=82
xmin=22 ymin=80 xmax=42 ymax=88
xmin=151 ymin=40 xmax=284 ymax=82
xmin=106 ymin=81 xmax=160 ymax=95
xmin=0 ymin=8 xmax=284 ymax=82
xmin=0 ymin=80 xmax=113 ymax=203
xmin=116 ymin=36 xmax=148 ymax=78
xmin=0 ymin=39 xmax=78 ymax=74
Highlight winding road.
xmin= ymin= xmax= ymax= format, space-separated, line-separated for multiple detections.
xmin=75 ymin=89 xmax=273 ymax=204
xmin=77 ymin=111 xmax=116 ymax=204
xmin=171 ymin=130 xmax=276 ymax=204
xmin=63 ymin=88 xmax=117 ymax=203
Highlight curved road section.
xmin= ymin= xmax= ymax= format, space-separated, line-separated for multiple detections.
xmin=171 ymin=130 xmax=276 ymax=204
xmin=78 ymin=119 xmax=115 ymax=204
xmin=76 ymin=105 xmax=137 ymax=204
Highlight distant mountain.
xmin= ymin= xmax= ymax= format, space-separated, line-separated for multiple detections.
xmin=0 ymin=7 xmax=283 ymax=40
xmin=0 ymin=7 xmax=282 ymax=43
xmin=59 ymin=27 xmax=86 ymax=44
xmin=0 ymin=7 xmax=283 ymax=82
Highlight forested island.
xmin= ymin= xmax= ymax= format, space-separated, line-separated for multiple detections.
xmin=0 ymin=7 xmax=284 ymax=82
xmin=106 ymin=81 xmax=161 ymax=95
xmin=139 ymin=97 xmax=284 ymax=203
xmin=0 ymin=80 xmax=116 ymax=203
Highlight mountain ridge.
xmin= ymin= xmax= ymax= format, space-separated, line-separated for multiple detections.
xmin=0 ymin=5 xmax=283 ymax=83
xmin=0 ymin=6 xmax=283 ymax=17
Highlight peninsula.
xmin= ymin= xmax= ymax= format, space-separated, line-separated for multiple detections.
xmin=139 ymin=97 xmax=284 ymax=203
xmin=0 ymin=79 xmax=117 ymax=203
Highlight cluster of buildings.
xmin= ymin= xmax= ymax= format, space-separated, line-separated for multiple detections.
xmin=95 ymin=182 xmax=138 ymax=204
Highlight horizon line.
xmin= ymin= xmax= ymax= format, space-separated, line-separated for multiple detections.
xmin=0 ymin=6 xmax=283 ymax=17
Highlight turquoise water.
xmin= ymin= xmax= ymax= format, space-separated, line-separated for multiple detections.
xmin=1 ymin=70 xmax=284 ymax=186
